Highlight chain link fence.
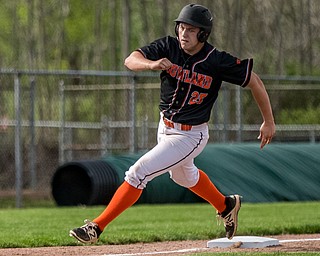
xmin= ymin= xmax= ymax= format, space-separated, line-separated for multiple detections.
xmin=0 ymin=69 xmax=319 ymax=207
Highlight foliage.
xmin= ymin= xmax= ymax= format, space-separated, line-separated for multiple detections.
xmin=0 ymin=0 xmax=319 ymax=76
xmin=278 ymin=107 xmax=320 ymax=124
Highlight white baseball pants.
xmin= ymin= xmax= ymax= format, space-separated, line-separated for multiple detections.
xmin=125 ymin=114 xmax=209 ymax=189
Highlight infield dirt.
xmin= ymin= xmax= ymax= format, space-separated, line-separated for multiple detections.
xmin=0 ymin=234 xmax=319 ymax=255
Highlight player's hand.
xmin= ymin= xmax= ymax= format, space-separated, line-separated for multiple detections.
xmin=258 ymin=120 xmax=275 ymax=149
xmin=149 ymin=58 xmax=173 ymax=70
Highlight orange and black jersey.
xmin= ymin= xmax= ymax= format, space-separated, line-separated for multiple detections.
xmin=138 ymin=36 xmax=253 ymax=125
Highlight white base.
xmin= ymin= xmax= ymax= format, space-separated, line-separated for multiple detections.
xmin=207 ymin=236 xmax=279 ymax=248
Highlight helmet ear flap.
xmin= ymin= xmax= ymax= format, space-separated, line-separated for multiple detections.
xmin=197 ymin=30 xmax=209 ymax=43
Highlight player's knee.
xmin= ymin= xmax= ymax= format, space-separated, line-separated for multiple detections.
xmin=170 ymin=172 xmax=198 ymax=188
xmin=124 ymin=163 xmax=152 ymax=189
xmin=125 ymin=166 xmax=143 ymax=189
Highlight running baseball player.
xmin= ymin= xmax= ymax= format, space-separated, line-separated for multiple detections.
xmin=70 ymin=3 xmax=275 ymax=244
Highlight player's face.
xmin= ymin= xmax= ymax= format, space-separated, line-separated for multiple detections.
xmin=178 ymin=23 xmax=204 ymax=55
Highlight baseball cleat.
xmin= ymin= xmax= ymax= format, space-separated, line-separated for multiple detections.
xmin=69 ymin=219 xmax=102 ymax=244
xmin=217 ymin=195 xmax=242 ymax=240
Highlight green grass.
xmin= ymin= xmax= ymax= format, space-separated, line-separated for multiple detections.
xmin=0 ymin=201 xmax=319 ymax=249
xmin=0 ymin=197 xmax=56 ymax=208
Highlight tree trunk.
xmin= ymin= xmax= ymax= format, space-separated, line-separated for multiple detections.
xmin=122 ymin=0 xmax=131 ymax=61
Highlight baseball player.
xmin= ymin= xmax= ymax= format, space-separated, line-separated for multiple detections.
xmin=70 ymin=3 xmax=275 ymax=244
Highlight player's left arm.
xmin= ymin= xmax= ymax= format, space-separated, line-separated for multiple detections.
xmin=247 ymin=72 xmax=276 ymax=149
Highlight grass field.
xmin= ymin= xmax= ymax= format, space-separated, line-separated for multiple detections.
xmin=0 ymin=200 xmax=319 ymax=250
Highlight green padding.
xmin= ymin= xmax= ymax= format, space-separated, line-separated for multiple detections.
xmin=105 ymin=143 xmax=320 ymax=203
xmin=195 ymin=143 xmax=320 ymax=202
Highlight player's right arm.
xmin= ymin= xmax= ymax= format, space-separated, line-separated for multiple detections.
xmin=124 ymin=51 xmax=172 ymax=71
xmin=247 ymin=72 xmax=276 ymax=149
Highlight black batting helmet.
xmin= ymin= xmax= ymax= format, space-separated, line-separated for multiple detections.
xmin=174 ymin=3 xmax=213 ymax=42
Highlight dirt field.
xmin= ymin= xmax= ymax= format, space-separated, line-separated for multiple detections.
xmin=0 ymin=234 xmax=319 ymax=256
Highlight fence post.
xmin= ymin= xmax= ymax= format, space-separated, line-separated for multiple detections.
xmin=14 ymin=73 xmax=23 ymax=208
xmin=309 ymin=130 xmax=315 ymax=143
xmin=59 ymin=80 xmax=65 ymax=165
xmin=141 ymin=116 xmax=148 ymax=149
xmin=222 ymin=86 xmax=230 ymax=142
xmin=64 ymin=128 xmax=73 ymax=162
xmin=29 ymin=77 xmax=37 ymax=188
xmin=236 ymin=86 xmax=243 ymax=142
xmin=100 ymin=115 xmax=109 ymax=156
xmin=129 ymin=75 xmax=136 ymax=153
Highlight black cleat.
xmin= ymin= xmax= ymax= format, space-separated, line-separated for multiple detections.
xmin=217 ymin=195 xmax=242 ymax=240
xmin=69 ymin=219 xmax=102 ymax=244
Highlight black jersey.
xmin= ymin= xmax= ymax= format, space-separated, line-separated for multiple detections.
xmin=138 ymin=36 xmax=253 ymax=125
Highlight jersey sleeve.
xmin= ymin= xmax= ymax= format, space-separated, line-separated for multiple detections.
xmin=137 ymin=36 xmax=171 ymax=61
xmin=218 ymin=51 xmax=253 ymax=87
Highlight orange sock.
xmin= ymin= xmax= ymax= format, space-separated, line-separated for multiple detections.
xmin=93 ymin=181 xmax=142 ymax=231
xmin=189 ymin=170 xmax=226 ymax=213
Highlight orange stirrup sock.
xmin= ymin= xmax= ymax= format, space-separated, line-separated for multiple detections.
xmin=189 ymin=170 xmax=226 ymax=213
xmin=93 ymin=181 xmax=142 ymax=231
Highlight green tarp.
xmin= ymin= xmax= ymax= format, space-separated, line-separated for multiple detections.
xmin=52 ymin=143 xmax=320 ymax=205
xmin=195 ymin=143 xmax=320 ymax=202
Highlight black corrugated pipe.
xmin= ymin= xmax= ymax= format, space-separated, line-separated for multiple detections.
xmin=51 ymin=160 xmax=120 ymax=206
xmin=51 ymin=154 xmax=201 ymax=206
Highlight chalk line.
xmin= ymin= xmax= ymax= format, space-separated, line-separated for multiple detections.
xmin=280 ymin=238 xmax=320 ymax=243
xmin=100 ymin=237 xmax=320 ymax=256
xmin=101 ymin=247 xmax=207 ymax=256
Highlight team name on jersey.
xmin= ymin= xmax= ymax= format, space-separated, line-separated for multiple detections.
xmin=167 ymin=64 xmax=212 ymax=89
